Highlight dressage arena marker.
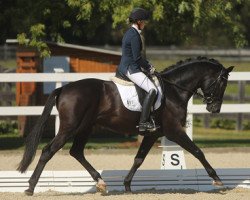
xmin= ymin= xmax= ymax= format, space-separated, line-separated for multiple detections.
xmin=160 ymin=137 xmax=187 ymax=169
xmin=0 ymin=169 xmax=249 ymax=193
xmin=160 ymin=97 xmax=193 ymax=170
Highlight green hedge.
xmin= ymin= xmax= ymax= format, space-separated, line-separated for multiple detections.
xmin=194 ymin=116 xmax=250 ymax=130
xmin=0 ymin=120 xmax=18 ymax=134
xmin=210 ymin=119 xmax=235 ymax=130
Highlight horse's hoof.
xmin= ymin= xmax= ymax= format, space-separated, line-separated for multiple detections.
xmin=212 ymin=180 xmax=224 ymax=187
xmin=24 ymin=189 xmax=34 ymax=196
xmin=96 ymin=179 xmax=108 ymax=194
xmin=125 ymin=190 xmax=132 ymax=194
xmin=124 ymin=186 xmax=132 ymax=193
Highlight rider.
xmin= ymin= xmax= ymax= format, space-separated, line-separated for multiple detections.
xmin=117 ymin=7 xmax=158 ymax=133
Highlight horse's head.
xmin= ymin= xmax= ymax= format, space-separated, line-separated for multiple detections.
xmin=201 ymin=66 xmax=234 ymax=113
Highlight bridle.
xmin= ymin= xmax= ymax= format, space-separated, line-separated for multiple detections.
xmin=199 ymin=69 xmax=228 ymax=104
xmin=156 ymin=68 xmax=229 ymax=104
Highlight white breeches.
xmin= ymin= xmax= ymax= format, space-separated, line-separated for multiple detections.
xmin=126 ymin=71 xmax=157 ymax=93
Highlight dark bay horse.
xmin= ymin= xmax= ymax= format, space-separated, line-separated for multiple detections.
xmin=18 ymin=57 xmax=234 ymax=195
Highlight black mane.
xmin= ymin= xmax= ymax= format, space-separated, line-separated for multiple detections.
xmin=160 ymin=56 xmax=223 ymax=73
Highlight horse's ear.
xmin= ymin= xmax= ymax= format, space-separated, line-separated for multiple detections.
xmin=226 ymin=66 xmax=234 ymax=73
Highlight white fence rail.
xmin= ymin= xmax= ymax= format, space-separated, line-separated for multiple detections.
xmin=0 ymin=72 xmax=249 ymax=135
xmin=0 ymin=72 xmax=249 ymax=115
xmin=0 ymin=72 xmax=113 ymax=116
xmin=0 ymin=72 xmax=113 ymax=82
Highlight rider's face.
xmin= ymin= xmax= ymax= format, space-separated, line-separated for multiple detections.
xmin=138 ymin=20 xmax=147 ymax=30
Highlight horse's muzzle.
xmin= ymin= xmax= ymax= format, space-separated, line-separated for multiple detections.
xmin=206 ymin=101 xmax=222 ymax=113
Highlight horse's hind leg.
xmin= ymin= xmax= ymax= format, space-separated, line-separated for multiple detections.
xmin=25 ymin=131 xmax=71 ymax=196
xmin=69 ymin=130 xmax=107 ymax=193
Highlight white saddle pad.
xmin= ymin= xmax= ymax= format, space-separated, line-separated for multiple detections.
xmin=111 ymin=77 xmax=163 ymax=112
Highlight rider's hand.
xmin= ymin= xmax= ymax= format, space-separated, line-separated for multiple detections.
xmin=149 ymin=66 xmax=156 ymax=75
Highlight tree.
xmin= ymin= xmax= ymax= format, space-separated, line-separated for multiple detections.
xmin=108 ymin=0 xmax=248 ymax=47
xmin=0 ymin=0 xmax=248 ymax=56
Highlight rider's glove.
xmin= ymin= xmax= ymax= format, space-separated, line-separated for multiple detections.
xmin=149 ymin=65 xmax=156 ymax=75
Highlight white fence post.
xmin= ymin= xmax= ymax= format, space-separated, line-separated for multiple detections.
xmin=53 ymin=68 xmax=64 ymax=136
xmin=186 ymin=97 xmax=193 ymax=139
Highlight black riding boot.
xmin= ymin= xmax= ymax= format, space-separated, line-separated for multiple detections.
xmin=138 ymin=89 xmax=158 ymax=132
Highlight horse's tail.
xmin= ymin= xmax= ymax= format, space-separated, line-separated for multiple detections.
xmin=17 ymin=87 xmax=62 ymax=173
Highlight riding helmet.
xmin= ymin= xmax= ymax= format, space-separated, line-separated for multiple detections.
xmin=129 ymin=8 xmax=149 ymax=22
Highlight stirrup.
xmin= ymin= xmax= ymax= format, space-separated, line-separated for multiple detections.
xmin=137 ymin=122 xmax=157 ymax=132
xmin=137 ymin=117 xmax=160 ymax=132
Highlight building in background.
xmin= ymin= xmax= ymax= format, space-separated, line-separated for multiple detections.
xmin=13 ymin=41 xmax=121 ymax=136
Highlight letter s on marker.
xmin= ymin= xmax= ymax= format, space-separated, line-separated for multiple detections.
xmin=170 ymin=154 xmax=180 ymax=166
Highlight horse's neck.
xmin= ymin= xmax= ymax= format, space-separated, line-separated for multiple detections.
xmin=163 ymin=65 xmax=211 ymax=103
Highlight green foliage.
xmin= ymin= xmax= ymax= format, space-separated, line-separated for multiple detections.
xmin=67 ymin=0 xmax=93 ymax=20
xmin=1 ymin=127 xmax=250 ymax=150
xmin=0 ymin=121 xmax=18 ymax=135
xmin=193 ymin=127 xmax=250 ymax=148
xmin=210 ymin=118 xmax=236 ymax=130
xmin=17 ymin=24 xmax=51 ymax=57
xmin=193 ymin=116 xmax=250 ymax=131
xmin=243 ymin=121 xmax=250 ymax=130
xmin=193 ymin=116 xmax=202 ymax=127
xmin=0 ymin=0 xmax=249 ymax=56
xmin=177 ymin=0 xmax=248 ymax=48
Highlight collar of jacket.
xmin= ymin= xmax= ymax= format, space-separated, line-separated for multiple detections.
xmin=132 ymin=24 xmax=142 ymax=34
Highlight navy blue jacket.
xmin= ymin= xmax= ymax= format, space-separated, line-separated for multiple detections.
xmin=117 ymin=27 xmax=151 ymax=75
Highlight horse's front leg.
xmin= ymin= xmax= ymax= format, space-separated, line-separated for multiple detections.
xmin=124 ymin=135 xmax=159 ymax=192
xmin=166 ymin=130 xmax=223 ymax=186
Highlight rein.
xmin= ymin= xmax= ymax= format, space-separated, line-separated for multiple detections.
xmin=157 ymin=69 xmax=228 ymax=104
xmin=159 ymin=76 xmax=205 ymax=101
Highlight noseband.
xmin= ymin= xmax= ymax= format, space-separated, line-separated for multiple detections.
xmin=199 ymin=69 xmax=228 ymax=104
xmin=158 ymin=68 xmax=229 ymax=104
